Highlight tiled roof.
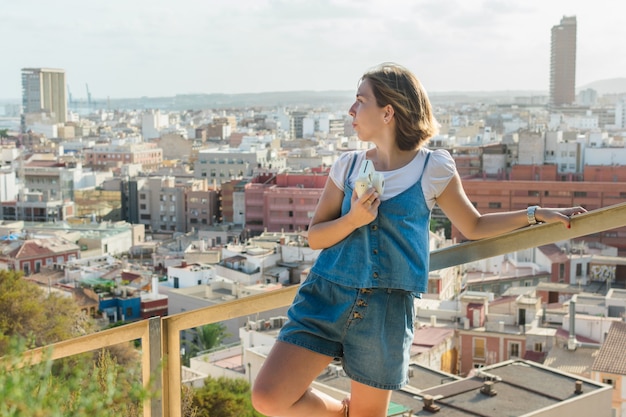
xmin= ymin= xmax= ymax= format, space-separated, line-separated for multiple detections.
xmin=543 ymin=345 xmax=599 ymax=377
xmin=4 ymin=237 xmax=79 ymax=260
xmin=592 ymin=321 xmax=626 ymax=374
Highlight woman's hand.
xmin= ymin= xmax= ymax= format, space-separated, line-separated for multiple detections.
xmin=348 ymin=188 xmax=380 ymax=228
xmin=535 ymin=206 xmax=587 ymax=229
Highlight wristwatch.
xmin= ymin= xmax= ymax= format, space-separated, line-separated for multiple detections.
xmin=527 ymin=205 xmax=540 ymax=225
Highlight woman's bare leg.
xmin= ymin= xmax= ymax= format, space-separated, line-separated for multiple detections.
xmin=347 ymin=379 xmax=392 ymax=417
xmin=251 ymin=341 xmax=345 ymax=416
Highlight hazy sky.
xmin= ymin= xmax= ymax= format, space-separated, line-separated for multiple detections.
xmin=2 ymin=0 xmax=624 ymax=99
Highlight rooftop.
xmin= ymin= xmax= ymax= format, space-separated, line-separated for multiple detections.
xmin=415 ymin=360 xmax=609 ymax=416
xmin=592 ymin=321 xmax=626 ymax=374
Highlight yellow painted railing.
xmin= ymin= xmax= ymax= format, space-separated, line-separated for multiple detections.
xmin=18 ymin=202 xmax=626 ymax=417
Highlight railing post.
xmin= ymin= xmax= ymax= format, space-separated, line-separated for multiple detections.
xmin=161 ymin=316 xmax=183 ymax=417
xmin=147 ymin=317 xmax=163 ymax=417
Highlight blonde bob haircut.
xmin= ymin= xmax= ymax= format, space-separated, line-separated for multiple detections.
xmin=360 ymin=63 xmax=439 ymax=151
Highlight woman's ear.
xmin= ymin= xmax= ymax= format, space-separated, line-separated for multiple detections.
xmin=384 ymin=105 xmax=394 ymax=123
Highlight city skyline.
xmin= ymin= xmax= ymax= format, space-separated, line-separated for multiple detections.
xmin=2 ymin=0 xmax=625 ymax=100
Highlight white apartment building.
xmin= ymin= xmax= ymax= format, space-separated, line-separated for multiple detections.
xmin=615 ymin=98 xmax=626 ymax=129
xmin=518 ymin=130 xmax=545 ymax=165
xmin=556 ymin=141 xmax=583 ymax=174
xmin=0 ymin=168 xmax=17 ymax=202
xmin=194 ymin=147 xmax=287 ymax=184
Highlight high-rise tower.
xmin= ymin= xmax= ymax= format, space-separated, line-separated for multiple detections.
xmin=21 ymin=67 xmax=67 ymax=132
xmin=549 ymin=16 xmax=577 ymax=107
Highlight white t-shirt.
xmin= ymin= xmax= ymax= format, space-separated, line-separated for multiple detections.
xmin=329 ymin=148 xmax=457 ymax=210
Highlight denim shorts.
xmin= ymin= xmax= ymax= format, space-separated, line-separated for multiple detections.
xmin=277 ymin=272 xmax=416 ymax=390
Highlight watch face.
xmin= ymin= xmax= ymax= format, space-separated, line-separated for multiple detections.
xmin=527 ymin=206 xmax=537 ymax=224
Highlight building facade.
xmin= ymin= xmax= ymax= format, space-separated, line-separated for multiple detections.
xmin=550 ymin=16 xmax=577 ymax=107
xmin=244 ymin=172 xmax=326 ymax=235
xmin=21 ymin=67 xmax=67 ymax=130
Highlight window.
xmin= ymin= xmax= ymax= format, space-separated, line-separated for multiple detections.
xmin=488 ymin=202 xmax=501 ymax=209
xmin=509 ymin=342 xmax=520 ymax=358
xmin=602 ymin=378 xmax=615 ymax=388
xmin=534 ymin=343 xmax=543 ymax=352
xmin=576 ymin=264 xmax=582 ymax=276
xmin=126 ymin=307 xmax=133 ymax=318
xmin=473 ymin=338 xmax=486 ymax=359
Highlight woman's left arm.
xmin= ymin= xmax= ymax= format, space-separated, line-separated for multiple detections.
xmin=435 ymin=173 xmax=587 ymax=240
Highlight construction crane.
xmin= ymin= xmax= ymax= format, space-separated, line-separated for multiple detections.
xmin=86 ymin=83 xmax=92 ymax=109
xmin=67 ymin=84 xmax=73 ymax=109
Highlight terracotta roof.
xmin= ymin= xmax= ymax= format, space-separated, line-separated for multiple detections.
xmin=7 ymin=237 xmax=79 ymax=259
xmin=555 ymin=327 xmax=599 ymax=344
xmin=411 ymin=327 xmax=454 ymax=356
xmin=538 ymin=243 xmax=569 ymax=263
xmin=592 ymin=321 xmax=626 ymax=374
xmin=524 ymin=350 xmax=547 ymax=363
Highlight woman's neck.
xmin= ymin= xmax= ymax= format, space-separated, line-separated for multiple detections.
xmin=368 ymin=146 xmax=419 ymax=172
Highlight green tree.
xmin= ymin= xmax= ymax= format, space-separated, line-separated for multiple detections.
xmin=192 ymin=376 xmax=265 ymax=417
xmin=183 ymin=323 xmax=230 ymax=365
xmin=430 ymin=217 xmax=452 ymax=239
xmin=0 ymin=270 xmax=92 ymax=354
xmin=195 ymin=323 xmax=229 ymax=352
xmin=0 ymin=269 xmax=155 ymax=416
xmin=0 ymin=340 xmax=152 ymax=417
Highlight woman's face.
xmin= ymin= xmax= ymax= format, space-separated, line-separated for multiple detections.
xmin=348 ymin=78 xmax=387 ymax=142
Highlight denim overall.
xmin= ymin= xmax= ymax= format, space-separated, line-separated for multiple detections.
xmin=277 ymin=149 xmax=433 ymax=389
xmin=311 ymin=149 xmax=432 ymax=293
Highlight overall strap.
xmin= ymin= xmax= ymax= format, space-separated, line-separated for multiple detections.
xmin=345 ymin=152 xmax=360 ymax=182
xmin=417 ymin=150 xmax=433 ymax=182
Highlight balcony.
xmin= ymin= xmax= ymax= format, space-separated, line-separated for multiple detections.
xmin=14 ymin=202 xmax=626 ymax=417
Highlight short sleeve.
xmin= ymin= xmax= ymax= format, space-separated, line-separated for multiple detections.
xmin=329 ymin=151 xmax=359 ymax=192
xmin=423 ymin=149 xmax=457 ymax=209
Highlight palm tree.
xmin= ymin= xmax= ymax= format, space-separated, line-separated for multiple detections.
xmin=182 ymin=323 xmax=230 ymax=366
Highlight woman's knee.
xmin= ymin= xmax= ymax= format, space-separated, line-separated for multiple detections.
xmin=251 ymin=380 xmax=283 ymax=415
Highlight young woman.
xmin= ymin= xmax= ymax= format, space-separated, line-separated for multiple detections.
xmin=251 ymin=63 xmax=586 ymax=417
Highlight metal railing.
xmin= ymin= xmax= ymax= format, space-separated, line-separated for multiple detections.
xmin=18 ymin=202 xmax=626 ymax=417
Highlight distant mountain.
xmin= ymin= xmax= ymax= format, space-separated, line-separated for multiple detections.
xmin=103 ymin=90 xmax=356 ymax=111
xmin=578 ymin=78 xmax=626 ymax=95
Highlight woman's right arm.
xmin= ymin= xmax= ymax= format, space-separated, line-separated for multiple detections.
xmin=306 ymin=179 xmax=379 ymax=250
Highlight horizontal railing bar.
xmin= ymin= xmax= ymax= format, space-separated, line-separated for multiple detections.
xmin=429 ymin=202 xmax=626 ymax=271
xmin=162 ymin=285 xmax=298 ymax=330
xmin=19 ymin=319 xmax=150 ymax=365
